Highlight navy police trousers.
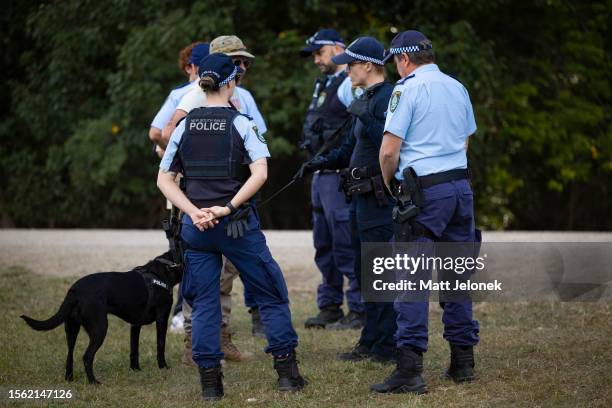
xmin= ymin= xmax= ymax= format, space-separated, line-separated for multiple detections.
xmin=394 ymin=179 xmax=480 ymax=352
xmin=350 ymin=191 xmax=397 ymax=358
xmin=311 ymin=172 xmax=363 ymax=313
xmin=181 ymin=209 xmax=298 ymax=368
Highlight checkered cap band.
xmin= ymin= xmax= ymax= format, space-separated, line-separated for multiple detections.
xmin=345 ymin=49 xmax=385 ymax=65
xmin=306 ymin=37 xmax=345 ymax=47
xmin=390 ymin=44 xmax=432 ymax=54
xmin=219 ymin=66 xmax=240 ymax=86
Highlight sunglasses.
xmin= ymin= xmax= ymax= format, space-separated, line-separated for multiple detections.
xmin=347 ymin=60 xmax=367 ymax=69
xmin=233 ymin=59 xmax=251 ymax=69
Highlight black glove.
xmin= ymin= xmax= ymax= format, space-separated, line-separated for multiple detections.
xmin=293 ymin=155 xmax=329 ymax=180
xmin=225 ymin=206 xmax=250 ymax=239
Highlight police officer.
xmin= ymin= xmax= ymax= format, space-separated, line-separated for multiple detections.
xmin=298 ymin=37 xmax=397 ymax=361
xmin=149 ymin=42 xmax=209 ymax=157
xmin=157 ymin=53 xmax=305 ymax=400
xmin=370 ymin=30 xmax=480 ymax=394
xmin=299 ymin=28 xmax=364 ymax=329
xmin=165 ymin=36 xmax=267 ymax=365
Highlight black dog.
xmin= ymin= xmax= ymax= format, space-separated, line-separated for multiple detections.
xmin=21 ymin=251 xmax=183 ymax=384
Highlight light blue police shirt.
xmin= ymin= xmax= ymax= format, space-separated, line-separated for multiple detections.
xmin=234 ymin=87 xmax=268 ymax=135
xmin=150 ymin=81 xmax=197 ymax=130
xmin=160 ymin=108 xmax=271 ymax=172
xmin=384 ymin=64 xmax=477 ymax=179
xmin=327 ymin=71 xmax=355 ymax=108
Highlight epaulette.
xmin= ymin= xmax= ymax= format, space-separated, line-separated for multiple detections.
xmin=396 ymin=74 xmax=415 ymax=85
xmin=172 ymin=81 xmax=191 ymax=91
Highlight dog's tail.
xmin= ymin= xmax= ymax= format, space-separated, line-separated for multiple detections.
xmin=20 ymin=290 xmax=77 ymax=331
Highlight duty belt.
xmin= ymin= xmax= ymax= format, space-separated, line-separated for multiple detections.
xmin=391 ymin=168 xmax=471 ymax=204
xmin=341 ymin=166 xmax=387 ymax=207
xmin=418 ymin=168 xmax=470 ymax=189
xmin=390 ymin=167 xmax=472 ymax=242
xmin=348 ymin=166 xmax=381 ymax=180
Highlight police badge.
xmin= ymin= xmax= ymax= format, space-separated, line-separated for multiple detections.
xmin=390 ymin=91 xmax=402 ymax=113
xmin=316 ymin=91 xmax=327 ymax=108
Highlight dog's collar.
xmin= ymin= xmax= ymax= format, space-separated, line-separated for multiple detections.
xmin=155 ymin=257 xmax=181 ymax=269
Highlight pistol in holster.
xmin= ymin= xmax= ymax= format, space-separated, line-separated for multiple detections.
xmin=391 ymin=167 xmax=426 ymax=242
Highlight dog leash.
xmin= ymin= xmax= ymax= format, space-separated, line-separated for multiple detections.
xmin=257 ymin=118 xmax=352 ymax=210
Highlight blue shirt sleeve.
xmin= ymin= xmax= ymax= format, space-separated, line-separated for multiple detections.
xmin=151 ymin=90 xmax=179 ymax=130
xmin=336 ymin=76 xmax=355 ymax=108
xmin=159 ymin=120 xmax=185 ymax=171
xmin=237 ymin=87 xmax=268 ymax=135
xmin=233 ymin=115 xmax=271 ymax=162
xmin=464 ymin=87 xmax=477 ymax=136
xmin=384 ymin=83 xmax=413 ymax=140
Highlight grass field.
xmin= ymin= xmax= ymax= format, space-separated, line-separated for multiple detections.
xmin=1 ymin=265 xmax=611 ymax=407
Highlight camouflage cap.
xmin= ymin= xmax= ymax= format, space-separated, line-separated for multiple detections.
xmin=210 ymin=35 xmax=255 ymax=59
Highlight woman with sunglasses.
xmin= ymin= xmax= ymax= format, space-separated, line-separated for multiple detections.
xmin=157 ymin=53 xmax=305 ymax=401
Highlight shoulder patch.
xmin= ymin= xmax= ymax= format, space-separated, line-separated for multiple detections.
xmin=352 ymin=87 xmax=364 ymax=99
xmin=396 ymin=74 xmax=415 ymax=85
xmin=389 ymin=91 xmax=402 ymax=113
xmin=253 ymin=125 xmax=266 ymax=144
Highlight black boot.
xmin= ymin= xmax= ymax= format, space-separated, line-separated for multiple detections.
xmin=369 ymin=352 xmax=397 ymax=365
xmin=445 ymin=344 xmax=475 ymax=383
xmin=304 ymin=305 xmax=343 ymax=329
xmin=326 ymin=311 xmax=364 ymax=330
xmin=273 ymin=351 xmax=306 ymax=391
xmin=198 ymin=365 xmax=224 ymax=401
xmin=337 ymin=342 xmax=371 ymax=362
xmin=370 ymin=347 xmax=427 ymax=394
xmin=249 ymin=308 xmax=266 ymax=338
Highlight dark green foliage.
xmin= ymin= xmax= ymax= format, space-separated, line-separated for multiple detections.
xmin=1 ymin=0 xmax=610 ymax=229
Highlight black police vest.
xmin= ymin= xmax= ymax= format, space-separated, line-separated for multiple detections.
xmin=178 ymin=107 xmax=250 ymax=208
xmin=349 ymin=81 xmax=394 ymax=169
xmin=301 ymin=72 xmax=351 ymax=157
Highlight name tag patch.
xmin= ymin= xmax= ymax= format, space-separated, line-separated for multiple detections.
xmin=189 ymin=118 xmax=227 ymax=131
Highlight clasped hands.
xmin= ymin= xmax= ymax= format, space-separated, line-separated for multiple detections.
xmin=189 ymin=206 xmax=230 ymax=231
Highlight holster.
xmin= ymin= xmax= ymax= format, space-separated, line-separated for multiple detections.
xmin=391 ymin=204 xmax=420 ymax=242
xmin=162 ymin=206 xmax=184 ymax=264
xmin=401 ymin=167 xmax=424 ymax=208
xmin=390 ymin=167 xmax=431 ymax=242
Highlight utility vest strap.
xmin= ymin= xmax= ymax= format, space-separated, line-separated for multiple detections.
xmin=138 ymin=270 xmax=171 ymax=321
